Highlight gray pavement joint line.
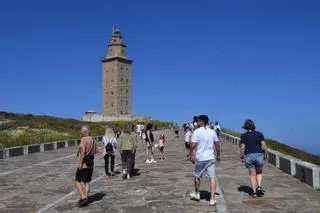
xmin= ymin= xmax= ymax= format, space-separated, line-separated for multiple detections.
xmin=35 ymin=151 xmax=146 ymax=213
xmin=0 ymin=154 xmax=76 ymax=177
xmin=215 ymin=178 xmax=230 ymax=213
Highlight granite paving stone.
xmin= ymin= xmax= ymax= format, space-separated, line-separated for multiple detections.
xmin=0 ymin=130 xmax=319 ymax=212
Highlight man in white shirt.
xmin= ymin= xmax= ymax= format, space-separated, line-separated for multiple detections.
xmin=189 ymin=115 xmax=220 ymax=206
xmin=213 ymin=122 xmax=221 ymax=137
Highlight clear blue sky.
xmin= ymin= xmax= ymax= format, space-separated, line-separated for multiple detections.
xmin=0 ymin=0 xmax=319 ymax=155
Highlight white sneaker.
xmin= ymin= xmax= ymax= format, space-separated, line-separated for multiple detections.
xmin=190 ymin=192 xmax=200 ymax=201
xmin=209 ymin=199 xmax=217 ymax=206
xmin=122 ymin=169 xmax=127 ymax=174
xmin=127 ymin=174 xmax=130 ymax=179
xmin=151 ymin=159 xmax=157 ymax=163
xmin=145 ymin=160 xmax=151 ymax=164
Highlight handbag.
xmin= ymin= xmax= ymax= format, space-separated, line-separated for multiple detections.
xmin=83 ymin=137 xmax=95 ymax=167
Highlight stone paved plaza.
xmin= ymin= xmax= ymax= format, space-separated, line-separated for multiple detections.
xmin=0 ymin=130 xmax=319 ymax=213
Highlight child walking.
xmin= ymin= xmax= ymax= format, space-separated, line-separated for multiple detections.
xmin=158 ymin=134 xmax=166 ymax=160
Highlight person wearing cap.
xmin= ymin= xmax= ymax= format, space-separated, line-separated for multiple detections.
xmin=240 ymin=119 xmax=268 ymax=198
xmin=189 ymin=115 xmax=220 ymax=206
xmin=213 ymin=121 xmax=221 ymax=137
xmin=190 ymin=116 xmax=198 ymax=131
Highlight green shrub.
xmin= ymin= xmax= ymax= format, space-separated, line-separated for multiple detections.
xmin=0 ymin=112 xmax=173 ymax=148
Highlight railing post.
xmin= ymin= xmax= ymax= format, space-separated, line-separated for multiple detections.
xmin=40 ymin=144 xmax=45 ymax=152
xmin=53 ymin=142 xmax=57 ymax=150
xmin=23 ymin=145 xmax=28 ymax=155
xmin=290 ymin=159 xmax=296 ymax=176
xmin=5 ymin=148 xmax=9 ymax=158
xmin=312 ymin=167 xmax=320 ymax=189
xmin=276 ymin=155 xmax=280 ymax=168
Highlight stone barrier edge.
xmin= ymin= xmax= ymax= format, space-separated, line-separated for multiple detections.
xmin=0 ymin=136 xmax=103 ymax=160
xmin=221 ymin=132 xmax=320 ymax=190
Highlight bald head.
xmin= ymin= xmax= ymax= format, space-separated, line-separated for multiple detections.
xmin=81 ymin=125 xmax=90 ymax=135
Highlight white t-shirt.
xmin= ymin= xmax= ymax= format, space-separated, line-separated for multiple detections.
xmin=214 ymin=124 xmax=221 ymax=131
xmin=102 ymin=136 xmax=117 ymax=154
xmin=185 ymin=130 xmax=192 ymax=142
xmin=191 ymin=126 xmax=219 ymax=161
xmin=136 ymin=125 xmax=141 ymax=132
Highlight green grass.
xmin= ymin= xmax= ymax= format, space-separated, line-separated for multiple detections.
xmin=0 ymin=112 xmax=173 ymax=148
xmin=0 ymin=132 xmax=74 ymax=148
xmin=222 ymin=128 xmax=320 ymax=166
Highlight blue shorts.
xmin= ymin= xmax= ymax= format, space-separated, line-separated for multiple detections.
xmin=245 ymin=153 xmax=264 ymax=169
xmin=194 ymin=159 xmax=216 ymax=178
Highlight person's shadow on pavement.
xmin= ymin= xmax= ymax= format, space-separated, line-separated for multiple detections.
xmin=200 ymin=190 xmax=220 ymax=201
xmin=238 ymin=185 xmax=252 ymax=195
xmin=88 ymin=192 xmax=106 ymax=204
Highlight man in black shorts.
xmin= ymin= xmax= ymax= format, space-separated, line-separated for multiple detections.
xmin=74 ymin=126 xmax=96 ymax=207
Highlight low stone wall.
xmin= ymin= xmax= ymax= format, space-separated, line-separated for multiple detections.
xmin=221 ymin=132 xmax=320 ymax=190
xmin=0 ymin=136 xmax=102 ymax=159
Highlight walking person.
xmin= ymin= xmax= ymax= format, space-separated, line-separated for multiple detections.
xmin=136 ymin=123 xmax=142 ymax=137
xmin=189 ymin=115 xmax=220 ymax=206
xmin=213 ymin=121 xmax=221 ymax=138
xmin=118 ymin=123 xmax=138 ymax=179
xmin=240 ymin=119 xmax=268 ymax=198
xmin=185 ymin=125 xmax=192 ymax=158
xmin=145 ymin=123 xmax=156 ymax=163
xmin=141 ymin=122 xmax=146 ymax=140
xmin=102 ymin=127 xmax=117 ymax=177
xmin=190 ymin=116 xmax=198 ymax=131
xmin=158 ymin=134 xmax=166 ymax=160
xmin=74 ymin=126 xmax=97 ymax=207
xmin=174 ymin=124 xmax=180 ymax=138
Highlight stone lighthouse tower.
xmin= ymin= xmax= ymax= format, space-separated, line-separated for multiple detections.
xmin=102 ymin=26 xmax=133 ymax=115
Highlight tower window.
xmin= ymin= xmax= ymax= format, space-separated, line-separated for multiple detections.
xmin=126 ymin=79 xmax=128 ymax=83
xmin=111 ymin=91 xmax=114 ymax=95
xmin=126 ymin=89 xmax=128 ymax=93
xmin=126 ymin=100 xmax=128 ymax=106
xmin=121 ymin=78 xmax=123 ymax=82
xmin=111 ymin=102 xmax=114 ymax=107
xmin=120 ymin=110 xmax=123 ymax=114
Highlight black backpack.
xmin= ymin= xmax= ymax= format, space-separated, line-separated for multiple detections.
xmin=105 ymin=139 xmax=114 ymax=153
xmin=215 ymin=128 xmax=220 ymax=136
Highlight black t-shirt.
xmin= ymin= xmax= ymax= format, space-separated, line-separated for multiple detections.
xmin=145 ymin=130 xmax=154 ymax=143
xmin=240 ymin=131 xmax=265 ymax=154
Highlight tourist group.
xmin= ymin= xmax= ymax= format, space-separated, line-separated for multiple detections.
xmin=74 ymin=115 xmax=268 ymax=208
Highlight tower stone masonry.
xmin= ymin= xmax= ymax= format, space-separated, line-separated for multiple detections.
xmin=102 ymin=27 xmax=133 ymax=115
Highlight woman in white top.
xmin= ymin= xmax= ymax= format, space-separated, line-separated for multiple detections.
xmin=102 ymin=127 xmax=117 ymax=176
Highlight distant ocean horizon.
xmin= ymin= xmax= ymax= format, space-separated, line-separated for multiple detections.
xmin=293 ymin=144 xmax=320 ymax=156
